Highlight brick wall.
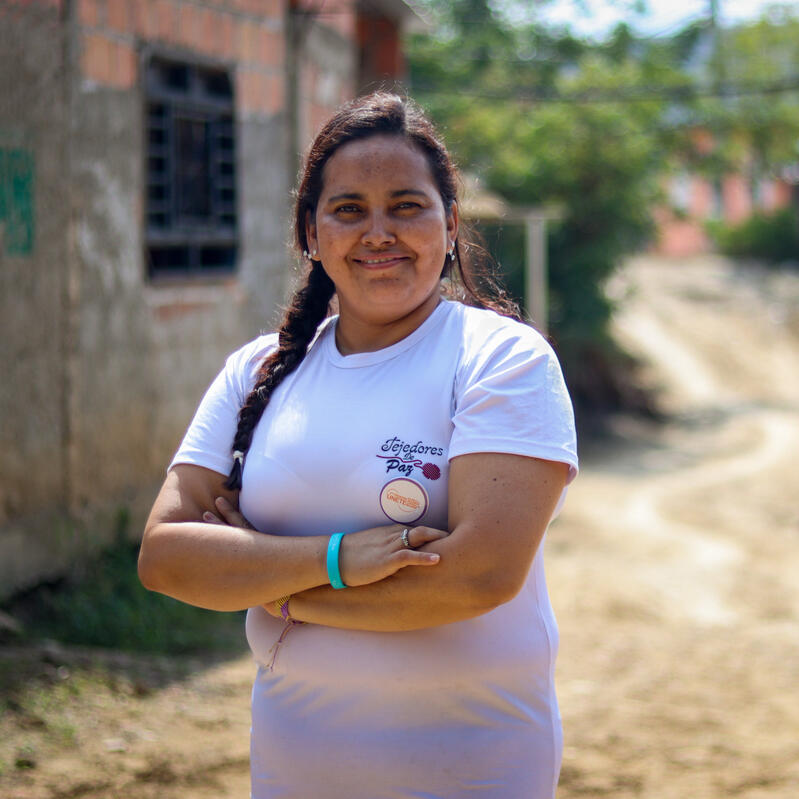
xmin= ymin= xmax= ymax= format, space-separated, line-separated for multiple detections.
xmin=77 ymin=0 xmax=285 ymax=116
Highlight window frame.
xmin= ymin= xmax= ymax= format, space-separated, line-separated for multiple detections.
xmin=143 ymin=51 xmax=238 ymax=281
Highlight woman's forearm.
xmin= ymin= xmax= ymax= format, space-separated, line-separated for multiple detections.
xmin=138 ymin=521 xmax=330 ymax=611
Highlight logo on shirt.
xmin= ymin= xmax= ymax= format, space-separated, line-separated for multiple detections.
xmin=375 ymin=436 xmax=443 ymax=480
xmin=379 ymin=478 xmax=429 ymax=524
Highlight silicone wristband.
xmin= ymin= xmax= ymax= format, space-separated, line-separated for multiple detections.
xmin=326 ymin=532 xmax=347 ymax=589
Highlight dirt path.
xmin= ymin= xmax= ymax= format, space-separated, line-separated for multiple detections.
xmin=2 ymin=255 xmax=798 ymax=798
xmin=550 ymin=255 xmax=799 ymax=797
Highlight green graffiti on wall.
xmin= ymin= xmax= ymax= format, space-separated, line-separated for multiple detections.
xmin=0 ymin=147 xmax=35 ymax=255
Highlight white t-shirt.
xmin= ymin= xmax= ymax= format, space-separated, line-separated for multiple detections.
xmin=171 ymin=299 xmax=578 ymax=799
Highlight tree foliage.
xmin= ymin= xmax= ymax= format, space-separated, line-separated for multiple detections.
xmin=405 ymin=0 xmax=799 ymax=417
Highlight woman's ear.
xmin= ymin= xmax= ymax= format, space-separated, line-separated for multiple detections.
xmin=305 ymin=209 xmax=318 ymax=256
xmin=447 ymin=201 xmax=459 ymax=248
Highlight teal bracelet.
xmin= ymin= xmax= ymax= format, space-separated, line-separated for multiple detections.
xmin=326 ymin=532 xmax=347 ymax=589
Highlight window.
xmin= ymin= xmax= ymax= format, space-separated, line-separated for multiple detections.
xmin=145 ymin=57 xmax=237 ymax=278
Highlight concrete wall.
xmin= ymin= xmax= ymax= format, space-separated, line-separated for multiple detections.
xmin=0 ymin=1 xmax=74 ymax=594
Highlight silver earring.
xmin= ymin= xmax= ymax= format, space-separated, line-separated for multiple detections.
xmin=303 ymin=250 xmax=309 ymax=259
xmin=448 ymin=250 xmax=455 ymax=261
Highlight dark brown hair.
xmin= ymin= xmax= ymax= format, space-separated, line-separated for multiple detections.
xmin=225 ymin=92 xmax=520 ymax=490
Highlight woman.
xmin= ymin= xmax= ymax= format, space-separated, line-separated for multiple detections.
xmin=138 ymin=92 xmax=578 ymax=798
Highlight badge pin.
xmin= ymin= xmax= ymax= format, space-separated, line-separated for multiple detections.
xmin=379 ymin=478 xmax=429 ymax=524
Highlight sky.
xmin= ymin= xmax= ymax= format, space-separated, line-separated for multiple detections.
xmin=535 ymin=0 xmax=797 ymax=39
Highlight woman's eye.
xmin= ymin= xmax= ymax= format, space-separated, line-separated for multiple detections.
xmin=334 ymin=205 xmax=361 ymax=215
xmin=395 ymin=201 xmax=421 ymax=211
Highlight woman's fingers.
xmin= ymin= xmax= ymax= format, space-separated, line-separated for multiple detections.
xmin=213 ymin=496 xmax=255 ymax=529
xmin=395 ymin=548 xmax=440 ymax=566
xmin=407 ymin=525 xmax=450 ymax=548
xmin=202 ymin=511 xmax=223 ymax=524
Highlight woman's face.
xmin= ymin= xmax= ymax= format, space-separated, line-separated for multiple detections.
xmin=306 ymin=134 xmax=458 ymax=330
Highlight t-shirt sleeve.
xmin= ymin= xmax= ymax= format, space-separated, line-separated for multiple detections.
xmin=169 ymin=335 xmax=278 ymax=477
xmin=449 ymin=322 xmax=578 ymax=483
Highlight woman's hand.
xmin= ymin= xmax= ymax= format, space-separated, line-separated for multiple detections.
xmin=204 ymin=498 xmax=449 ymax=594
xmin=338 ymin=524 xmax=448 ymax=587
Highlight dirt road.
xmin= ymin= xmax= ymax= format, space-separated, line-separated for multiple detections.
xmin=551 ymin=255 xmax=799 ymax=797
xmin=2 ymin=255 xmax=798 ymax=798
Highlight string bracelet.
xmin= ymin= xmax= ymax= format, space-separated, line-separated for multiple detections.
xmin=326 ymin=532 xmax=347 ymax=589
xmin=273 ymin=594 xmax=293 ymax=621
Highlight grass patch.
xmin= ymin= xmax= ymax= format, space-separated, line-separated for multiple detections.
xmin=3 ymin=535 xmax=247 ymax=656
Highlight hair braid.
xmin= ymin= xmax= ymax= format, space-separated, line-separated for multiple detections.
xmin=224 ymin=261 xmax=334 ymax=490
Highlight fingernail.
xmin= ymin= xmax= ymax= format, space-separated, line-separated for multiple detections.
xmin=203 ymin=511 xmax=214 ymax=521
xmin=429 ymin=553 xmax=440 ymax=562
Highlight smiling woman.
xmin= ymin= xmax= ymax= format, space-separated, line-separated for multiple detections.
xmin=138 ymin=92 xmax=579 ymax=799
xmin=306 ymin=134 xmax=457 ymax=353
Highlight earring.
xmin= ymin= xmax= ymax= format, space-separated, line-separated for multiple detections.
xmin=302 ymin=250 xmax=309 ymax=259
xmin=448 ymin=250 xmax=455 ymax=261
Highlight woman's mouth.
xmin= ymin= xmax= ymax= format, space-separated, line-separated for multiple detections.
xmin=354 ymin=254 xmax=408 ymax=269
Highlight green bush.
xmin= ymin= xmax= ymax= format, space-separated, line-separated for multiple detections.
xmin=4 ymin=540 xmax=247 ymax=655
xmin=708 ymin=207 xmax=799 ymax=264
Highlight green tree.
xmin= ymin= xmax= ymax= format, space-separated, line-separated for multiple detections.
xmin=408 ymin=1 xmax=799 ymax=415
xmin=408 ymin=0 xmax=676 ymax=416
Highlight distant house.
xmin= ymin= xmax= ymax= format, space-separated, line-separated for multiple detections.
xmin=655 ymin=129 xmax=793 ymax=256
xmin=0 ymin=0 xmax=421 ymax=599
xmin=650 ymin=22 xmax=796 ymax=257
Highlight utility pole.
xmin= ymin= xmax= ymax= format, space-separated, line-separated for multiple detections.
xmin=709 ymin=0 xmax=725 ymax=92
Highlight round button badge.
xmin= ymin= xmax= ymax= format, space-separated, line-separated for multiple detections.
xmin=379 ymin=478 xmax=429 ymax=524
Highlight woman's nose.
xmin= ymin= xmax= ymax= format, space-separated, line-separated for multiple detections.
xmin=361 ymin=212 xmax=396 ymax=247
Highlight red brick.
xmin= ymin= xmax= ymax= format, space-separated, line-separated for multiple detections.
xmin=107 ymin=0 xmax=129 ymax=33
xmin=238 ymin=19 xmax=258 ymax=62
xmin=258 ymin=25 xmax=283 ymax=68
xmin=198 ymin=7 xmax=214 ymax=53
xmin=78 ymin=0 xmax=99 ymax=27
xmin=218 ymin=13 xmax=234 ymax=60
xmin=111 ymin=39 xmax=137 ymax=88
xmin=251 ymin=0 xmax=281 ymax=20
xmin=156 ymin=0 xmax=179 ymax=44
xmin=237 ymin=67 xmax=283 ymax=117
xmin=130 ymin=0 xmax=155 ymax=36
xmin=202 ymin=8 xmax=235 ymax=59
xmin=81 ymin=30 xmax=138 ymax=88
xmin=81 ymin=30 xmax=111 ymax=83
xmin=178 ymin=2 xmax=197 ymax=49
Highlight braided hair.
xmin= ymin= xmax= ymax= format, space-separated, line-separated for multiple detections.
xmin=225 ymin=92 xmax=520 ymax=490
